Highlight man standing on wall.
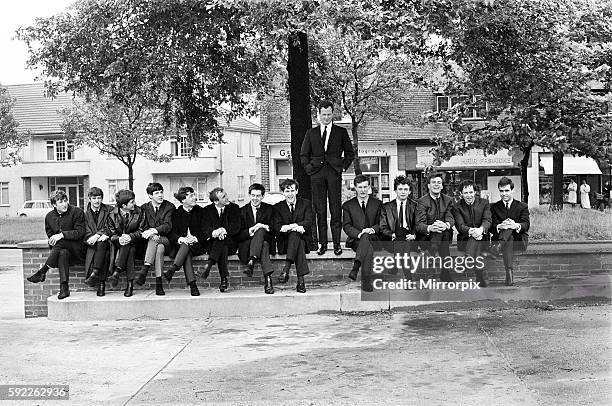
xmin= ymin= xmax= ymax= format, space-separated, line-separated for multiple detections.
xmin=300 ymin=100 xmax=354 ymax=256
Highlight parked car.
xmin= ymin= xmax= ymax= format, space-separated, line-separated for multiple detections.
xmin=17 ymin=200 xmax=53 ymax=217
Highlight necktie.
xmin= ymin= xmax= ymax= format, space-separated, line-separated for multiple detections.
xmin=469 ymin=203 xmax=474 ymax=226
xmin=154 ymin=206 xmax=158 ymax=214
xmin=361 ymin=201 xmax=366 ymax=214
xmin=399 ymin=202 xmax=405 ymax=229
xmin=434 ymin=198 xmax=440 ymax=220
xmin=321 ymin=127 xmax=327 ymax=148
xmin=254 ymin=207 xmax=258 ymax=222
xmin=290 ymin=203 xmax=295 ymax=217
xmin=220 ymin=207 xmax=224 ymax=217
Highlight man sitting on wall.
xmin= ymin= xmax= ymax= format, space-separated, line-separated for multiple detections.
xmin=237 ymin=183 xmax=275 ymax=294
xmin=273 ymin=179 xmax=313 ymax=293
xmin=83 ymin=187 xmax=114 ymax=297
xmin=26 ymin=190 xmax=86 ymax=300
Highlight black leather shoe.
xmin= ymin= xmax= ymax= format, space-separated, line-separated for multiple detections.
xmin=155 ymin=277 xmax=165 ymax=296
xmin=296 ymin=276 xmax=306 ymax=293
xmin=361 ymin=278 xmax=373 ymax=292
xmin=190 ymin=283 xmax=200 ymax=296
xmin=201 ymin=261 xmax=213 ymax=280
xmin=333 ymin=245 xmax=342 ymax=256
xmin=317 ymin=244 xmax=327 ymax=255
xmin=27 ymin=269 xmax=46 ymax=283
xmin=124 ymin=280 xmax=134 ymax=297
xmin=264 ymin=275 xmax=274 ymax=294
xmin=163 ymin=267 xmax=177 ymax=283
xmin=85 ymin=270 xmax=99 ymax=287
xmin=108 ymin=271 xmax=120 ymax=288
xmin=97 ymin=281 xmax=106 ymax=297
xmin=134 ymin=268 xmax=148 ymax=286
xmin=476 ymin=269 xmax=488 ymax=288
xmin=57 ymin=284 xmax=70 ymax=300
xmin=219 ymin=277 xmax=228 ymax=292
xmin=348 ymin=261 xmax=360 ymax=281
xmin=505 ymin=268 xmax=514 ymax=286
xmin=244 ymin=259 xmax=255 ymax=277
xmin=278 ymin=262 xmax=291 ymax=283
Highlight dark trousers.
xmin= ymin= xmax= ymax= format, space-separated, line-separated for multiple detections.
xmin=90 ymin=240 xmax=110 ymax=279
xmin=248 ymin=228 xmax=273 ymax=276
xmin=173 ymin=243 xmax=196 ymax=284
xmin=311 ymin=164 xmax=342 ymax=246
xmin=498 ymin=229 xmax=516 ymax=270
xmin=464 ymin=237 xmax=484 ymax=258
xmin=208 ymin=239 xmax=229 ymax=278
xmin=285 ymin=232 xmax=310 ymax=276
xmin=426 ymin=230 xmax=451 ymax=257
xmin=45 ymin=239 xmax=83 ymax=283
xmin=115 ymin=244 xmax=137 ymax=280
xmin=349 ymin=233 xmax=379 ymax=278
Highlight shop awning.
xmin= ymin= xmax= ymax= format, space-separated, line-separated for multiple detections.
xmin=539 ymin=154 xmax=602 ymax=175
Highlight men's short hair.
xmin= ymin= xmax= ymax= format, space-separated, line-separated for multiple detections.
xmin=427 ymin=172 xmax=444 ymax=184
xmin=49 ymin=190 xmax=68 ymax=205
xmin=88 ymin=187 xmax=104 ymax=198
xmin=174 ymin=186 xmax=194 ymax=203
xmin=353 ymin=174 xmax=370 ymax=187
xmin=115 ymin=189 xmax=135 ymax=208
xmin=146 ymin=182 xmax=164 ymax=195
xmin=393 ymin=175 xmax=412 ymax=191
xmin=460 ymin=180 xmax=475 ymax=192
xmin=498 ymin=176 xmax=514 ymax=190
xmin=248 ymin=183 xmax=266 ymax=196
xmin=280 ymin=179 xmax=299 ymax=192
xmin=209 ymin=187 xmax=225 ymax=202
xmin=318 ymin=100 xmax=334 ymax=112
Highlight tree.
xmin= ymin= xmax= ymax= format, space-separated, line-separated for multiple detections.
xmin=309 ymin=26 xmax=424 ymax=175
xmin=0 ymin=86 xmax=29 ymax=166
xmin=17 ymin=0 xmax=272 ymax=156
xmin=60 ymin=95 xmax=173 ymax=190
xmin=419 ymin=0 xmax=612 ymax=208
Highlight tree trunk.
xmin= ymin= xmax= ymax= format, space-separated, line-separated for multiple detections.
xmin=551 ymin=151 xmax=564 ymax=211
xmin=287 ymin=31 xmax=312 ymax=201
xmin=127 ymin=163 xmax=134 ymax=191
xmin=519 ymin=144 xmax=532 ymax=204
xmin=351 ymin=120 xmax=362 ymax=175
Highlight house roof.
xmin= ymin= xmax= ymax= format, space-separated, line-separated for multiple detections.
xmin=3 ymin=82 xmax=259 ymax=135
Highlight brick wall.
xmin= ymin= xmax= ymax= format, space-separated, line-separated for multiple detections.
xmin=19 ymin=240 xmax=612 ymax=317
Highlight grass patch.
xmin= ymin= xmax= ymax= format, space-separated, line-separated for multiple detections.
xmin=0 ymin=207 xmax=610 ymax=244
xmin=0 ymin=217 xmax=47 ymax=244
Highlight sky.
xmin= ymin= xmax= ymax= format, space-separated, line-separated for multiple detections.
xmin=0 ymin=0 xmax=74 ymax=85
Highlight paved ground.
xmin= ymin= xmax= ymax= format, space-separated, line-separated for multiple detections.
xmin=0 ymin=302 xmax=609 ymax=405
xmin=0 ymin=248 xmax=24 ymax=320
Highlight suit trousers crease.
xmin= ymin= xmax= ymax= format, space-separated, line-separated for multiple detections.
xmin=90 ymin=240 xmax=110 ymax=279
xmin=144 ymin=238 xmax=166 ymax=277
xmin=285 ymin=232 xmax=309 ymax=276
xmin=311 ymin=164 xmax=342 ymax=246
xmin=45 ymin=239 xmax=82 ymax=283
xmin=353 ymin=233 xmax=378 ymax=279
xmin=114 ymin=244 xmax=137 ymax=280
xmin=498 ymin=229 xmax=515 ymax=270
xmin=173 ymin=243 xmax=196 ymax=284
xmin=208 ymin=239 xmax=229 ymax=278
xmin=249 ymin=229 xmax=273 ymax=276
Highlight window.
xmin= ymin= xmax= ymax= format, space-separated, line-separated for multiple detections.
xmin=0 ymin=182 xmax=9 ymax=205
xmin=168 ymin=176 xmax=208 ymax=202
xmin=436 ymin=95 xmax=487 ymax=119
xmin=249 ymin=134 xmax=256 ymax=156
xmin=170 ymin=136 xmax=191 ymax=157
xmin=46 ymin=140 xmax=75 ymax=161
xmin=107 ymin=179 xmax=130 ymax=203
xmin=236 ymin=135 xmax=243 ymax=157
xmin=237 ymin=176 xmax=245 ymax=200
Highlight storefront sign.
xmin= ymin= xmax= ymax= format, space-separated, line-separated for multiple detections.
xmin=416 ymin=147 xmax=514 ymax=169
xmin=269 ymin=143 xmax=395 ymax=160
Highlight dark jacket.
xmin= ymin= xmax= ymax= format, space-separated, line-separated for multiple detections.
xmin=453 ymin=197 xmax=492 ymax=252
xmin=273 ymin=198 xmax=313 ymax=254
xmin=168 ymin=204 xmax=207 ymax=257
xmin=140 ymin=200 xmax=175 ymax=250
xmin=236 ymin=202 xmax=275 ymax=262
xmin=45 ymin=205 xmax=86 ymax=241
xmin=342 ymin=197 xmax=382 ymax=248
xmin=84 ymin=203 xmax=114 ymax=275
xmin=490 ymin=199 xmax=530 ymax=251
xmin=299 ymin=124 xmax=355 ymax=175
xmin=202 ymin=202 xmax=241 ymax=252
xmin=415 ymin=193 xmax=455 ymax=237
xmin=379 ymin=198 xmax=418 ymax=241
xmin=108 ymin=206 xmax=144 ymax=243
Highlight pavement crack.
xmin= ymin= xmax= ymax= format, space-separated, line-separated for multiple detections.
xmin=122 ymin=319 xmax=213 ymax=406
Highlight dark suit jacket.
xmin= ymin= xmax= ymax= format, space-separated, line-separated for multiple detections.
xmin=84 ymin=203 xmax=114 ymax=275
xmin=235 ymin=202 xmax=276 ymax=259
xmin=415 ymin=194 xmax=455 ymax=237
xmin=45 ymin=205 xmax=86 ymax=240
xmin=108 ymin=206 xmax=144 ymax=243
xmin=453 ymin=197 xmax=492 ymax=251
xmin=140 ymin=199 xmax=175 ymax=250
xmin=202 ymin=202 xmax=241 ymax=252
xmin=299 ymin=124 xmax=355 ymax=175
xmin=379 ymin=198 xmax=418 ymax=241
xmin=491 ymin=199 xmax=530 ymax=251
xmin=273 ymin=198 xmax=313 ymax=254
xmin=168 ymin=204 xmax=207 ymax=257
xmin=342 ymin=197 xmax=382 ymax=248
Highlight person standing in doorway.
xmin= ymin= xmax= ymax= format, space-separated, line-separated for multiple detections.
xmin=580 ymin=179 xmax=591 ymax=209
xmin=567 ymin=179 xmax=578 ymax=208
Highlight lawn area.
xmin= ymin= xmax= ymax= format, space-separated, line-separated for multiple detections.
xmin=0 ymin=207 xmax=610 ymax=244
